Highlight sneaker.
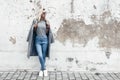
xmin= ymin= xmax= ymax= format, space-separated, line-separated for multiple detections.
xmin=39 ymin=70 xmax=43 ymax=77
xmin=43 ymin=69 xmax=48 ymax=76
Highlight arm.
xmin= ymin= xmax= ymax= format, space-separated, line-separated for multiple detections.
xmin=46 ymin=20 xmax=50 ymax=34
xmin=46 ymin=24 xmax=50 ymax=34
xmin=27 ymin=19 xmax=37 ymax=41
xmin=33 ymin=24 xmax=38 ymax=31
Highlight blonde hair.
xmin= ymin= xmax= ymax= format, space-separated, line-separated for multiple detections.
xmin=36 ymin=8 xmax=50 ymax=26
xmin=36 ymin=8 xmax=46 ymax=21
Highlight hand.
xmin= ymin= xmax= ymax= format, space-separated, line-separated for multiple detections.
xmin=34 ymin=24 xmax=38 ymax=31
xmin=34 ymin=24 xmax=38 ymax=27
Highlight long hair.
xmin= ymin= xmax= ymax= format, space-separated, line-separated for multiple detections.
xmin=36 ymin=8 xmax=50 ymax=29
xmin=36 ymin=8 xmax=46 ymax=21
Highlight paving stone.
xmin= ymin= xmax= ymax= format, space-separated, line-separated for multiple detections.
xmin=80 ymin=73 xmax=89 ymax=80
xmin=114 ymin=73 xmax=120 ymax=79
xmin=24 ymin=71 xmax=32 ymax=80
xmin=62 ymin=71 xmax=69 ymax=80
xmin=56 ymin=71 xmax=62 ymax=80
xmin=85 ymin=73 xmax=95 ymax=80
xmin=17 ymin=71 xmax=27 ymax=80
xmin=0 ymin=72 xmax=3 ymax=78
xmin=74 ymin=72 xmax=80 ymax=77
xmin=98 ymin=73 xmax=108 ymax=80
xmin=11 ymin=70 xmax=21 ymax=79
xmin=68 ymin=72 xmax=75 ymax=80
xmin=36 ymin=77 xmax=43 ymax=80
xmin=49 ymin=71 xmax=56 ymax=80
xmin=0 ymin=70 xmax=120 ymax=80
xmin=5 ymin=71 xmax=15 ymax=80
xmin=108 ymin=73 xmax=120 ymax=80
xmin=103 ymin=73 xmax=114 ymax=80
xmin=0 ymin=72 xmax=9 ymax=79
xmin=92 ymin=73 xmax=101 ymax=80
xmin=43 ymin=76 xmax=49 ymax=80
xmin=74 ymin=72 xmax=82 ymax=80
xmin=0 ymin=72 xmax=3 ymax=77
xmin=31 ymin=74 xmax=38 ymax=80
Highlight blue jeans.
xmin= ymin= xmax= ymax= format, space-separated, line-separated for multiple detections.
xmin=35 ymin=35 xmax=48 ymax=70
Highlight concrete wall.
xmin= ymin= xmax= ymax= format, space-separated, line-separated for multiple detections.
xmin=0 ymin=0 xmax=120 ymax=72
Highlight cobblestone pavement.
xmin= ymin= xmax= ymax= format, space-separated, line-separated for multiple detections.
xmin=0 ymin=69 xmax=120 ymax=80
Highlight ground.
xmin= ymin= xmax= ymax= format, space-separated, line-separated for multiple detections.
xmin=0 ymin=69 xmax=120 ymax=80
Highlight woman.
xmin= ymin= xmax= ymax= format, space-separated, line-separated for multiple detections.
xmin=26 ymin=9 xmax=54 ymax=77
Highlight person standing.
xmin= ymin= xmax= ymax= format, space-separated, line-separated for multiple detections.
xmin=27 ymin=9 xmax=54 ymax=77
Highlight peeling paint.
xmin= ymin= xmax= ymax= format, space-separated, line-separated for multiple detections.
xmin=9 ymin=36 xmax=16 ymax=44
xmin=56 ymin=10 xmax=120 ymax=48
xmin=75 ymin=59 xmax=79 ymax=64
xmin=105 ymin=51 xmax=111 ymax=59
xmin=66 ymin=57 xmax=74 ymax=62
xmin=56 ymin=18 xmax=97 ymax=47
xmin=93 ymin=5 xmax=97 ymax=9
xmin=71 ymin=0 xmax=74 ymax=13
xmin=95 ymin=73 xmax=101 ymax=75
xmin=89 ymin=68 xmax=97 ymax=72
xmin=29 ymin=0 xmax=32 ymax=3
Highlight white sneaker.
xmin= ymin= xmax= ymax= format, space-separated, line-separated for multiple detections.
xmin=39 ymin=70 xmax=43 ymax=77
xmin=43 ymin=69 xmax=48 ymax=76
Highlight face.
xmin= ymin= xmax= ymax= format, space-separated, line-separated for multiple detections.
xmin=41 ymin=12 xmax=46 ymax=19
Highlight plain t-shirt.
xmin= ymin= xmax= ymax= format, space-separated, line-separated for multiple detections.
xmin=36 ymin=20 xmax=47 ymax=38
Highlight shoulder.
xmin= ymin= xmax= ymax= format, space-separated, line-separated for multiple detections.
xmin=45 ymin=20 xmax=50 ymax=25
xmin=31 ymin=18 xmax=39 ymax=25
xmin=33 ymin=18 xmax=38 ymax=22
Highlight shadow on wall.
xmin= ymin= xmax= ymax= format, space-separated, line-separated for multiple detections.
xmin=56 ymin=10 xmax=120 ymax=49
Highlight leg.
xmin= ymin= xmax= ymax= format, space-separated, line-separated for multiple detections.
xmin=41 ymin=38 xmax=48 ymax=70
xmin=42 ymin=43 xmax=48 ymax=63
xmin=41 ymin=38 xmax=48 ymax=77
xmin=35 ymin=37 xmax=45 ymax=71
xmin=42 ymin=38 xmax=47 ymax=69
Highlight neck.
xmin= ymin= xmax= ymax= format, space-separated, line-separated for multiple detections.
xmin=40 ymin=17 xmax=45 ymax=21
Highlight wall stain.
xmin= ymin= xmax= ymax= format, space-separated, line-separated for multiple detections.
xmin=29 ymin=0 xmax=32 ymax=3
xmin=56 ymin=18 xmax=96 ymax=47
xmin=56 ymin=10 xmax=120 ymax=48
xmin=89 ymin=68 xmax=97 ymax=72
xmin=71 ymin=0 xmax=74 ymax=13
xmin=66 ymin=57 xmax=74 ymax=62
xmin=93 ymin=5 xmax=97 ymax=9
xmin=105 ymin=51 xmax=111 ymax=59
xmin=9 ymin=36 xmax=16 ymax=44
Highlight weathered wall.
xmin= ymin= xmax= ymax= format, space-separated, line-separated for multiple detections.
xmin=0 ymin=0 xmax=120 ymax=72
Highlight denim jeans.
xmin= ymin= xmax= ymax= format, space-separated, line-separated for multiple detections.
xmin=35 ymin=35 xmax=48 ymax=70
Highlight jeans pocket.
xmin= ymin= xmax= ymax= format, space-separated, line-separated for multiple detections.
xmin=43 ymin=38 xmax=48 ymax=44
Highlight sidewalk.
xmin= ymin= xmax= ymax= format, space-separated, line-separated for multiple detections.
xmin=0 ymin=69 xmax=120 ymax=80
